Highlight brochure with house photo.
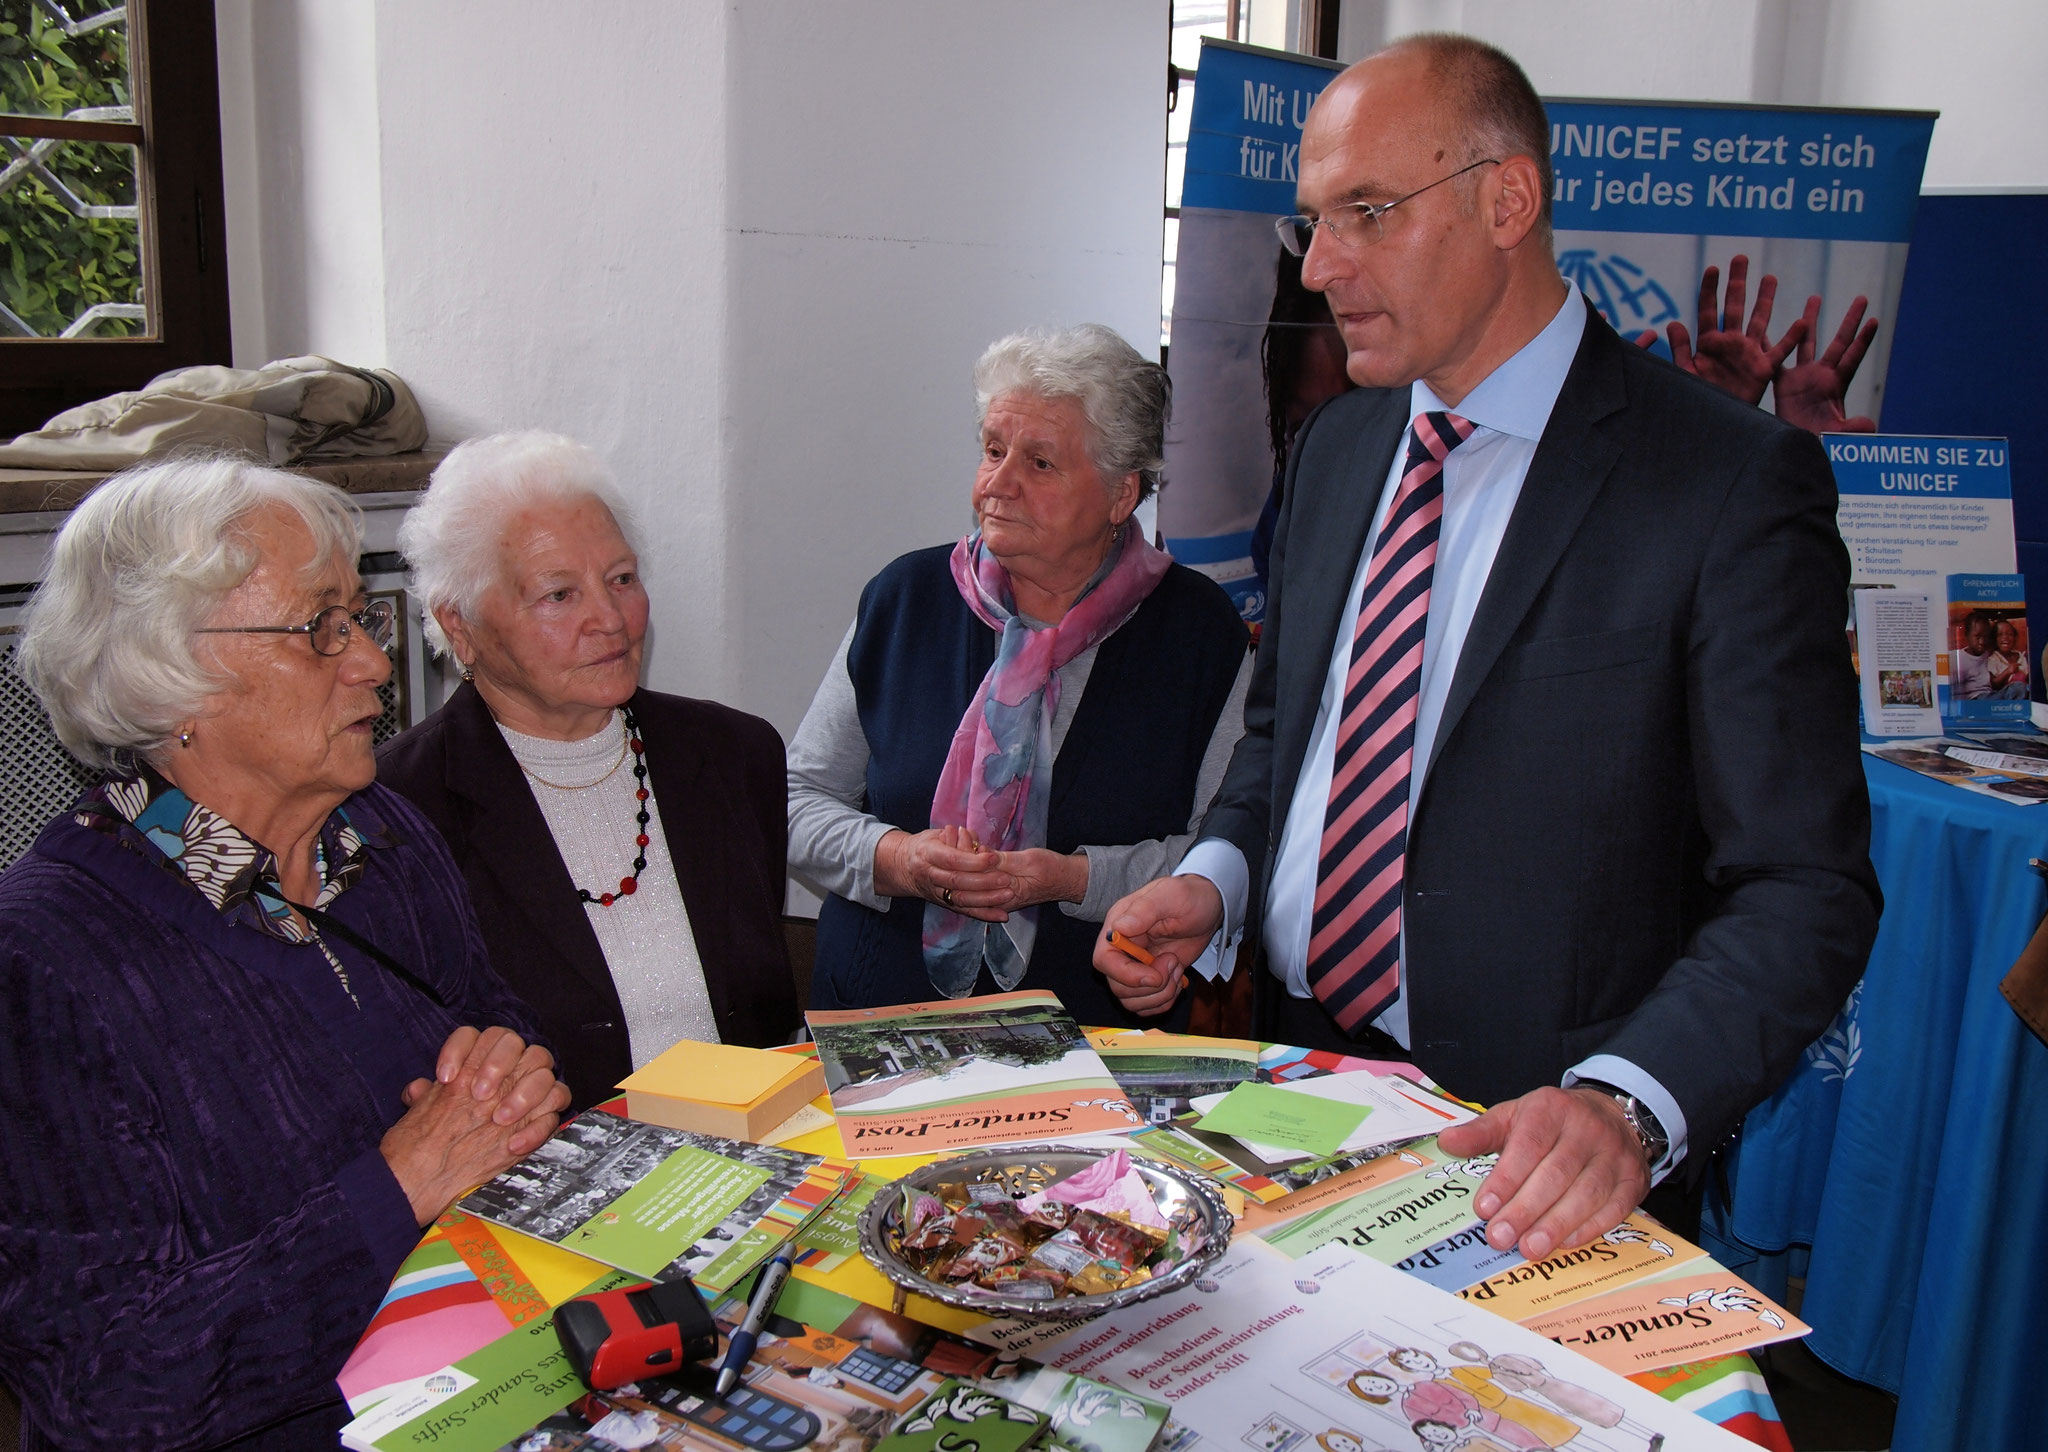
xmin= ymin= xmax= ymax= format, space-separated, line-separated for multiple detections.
xmin=456 ymin=1111 xmax=853 ymax=1294
xmin=807 ymin=990 xmax=1144 ymax=1155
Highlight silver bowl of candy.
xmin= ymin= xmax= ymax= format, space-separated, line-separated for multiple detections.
xmin=857 ymin=1145 xmax=1232 ymax=1320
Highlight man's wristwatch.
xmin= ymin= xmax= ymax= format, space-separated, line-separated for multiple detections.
xmin=1575 ymin=1081 xmax=1669 ymax=1168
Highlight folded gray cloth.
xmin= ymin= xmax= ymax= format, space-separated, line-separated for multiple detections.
xmin=0 ymin=355 xmax=427 ymax=469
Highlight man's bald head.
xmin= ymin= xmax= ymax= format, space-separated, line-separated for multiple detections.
xmin=1373 ymin=33 xmax=1553 ymax=240
xmin=1293 ymin=32 xmax=1564 ymax=401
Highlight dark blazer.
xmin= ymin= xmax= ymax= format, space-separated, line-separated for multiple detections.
xmin=1203 ymin=301 xmax=1881 ymax=1173
xmin=377 ymin=683 xmax=799 ymax=1107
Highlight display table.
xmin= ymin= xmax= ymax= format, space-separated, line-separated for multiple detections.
xmin=1706 ymin=756 xmax=2048 ymax=1451
xmin=353 ymin=1054 xmax=1797 ymax=1450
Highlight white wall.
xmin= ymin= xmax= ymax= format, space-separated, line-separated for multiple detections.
xmin=1335 ymin=0 xmax=2048 ymax=188
xmin=722 ymin=3 xmax=1167 ymax=729
xmin=1814 ymin=0 xmax=2048 ymax=189
xmin=216 ymin=0 xmax=387 ymax=366
xmin=371 ymin=0 xmax=737 ymax=705
xmin=213 ymin=0 xmax=1169 ymax=738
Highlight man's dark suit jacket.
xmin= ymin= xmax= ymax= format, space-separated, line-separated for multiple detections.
xmin=1203 ymin=301 xmax=1881 ymax=1175
xmin=377 ymin=683 xmax=800 ymax=1108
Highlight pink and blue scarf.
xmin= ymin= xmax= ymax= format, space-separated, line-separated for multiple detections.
xmin=922 ymin=525 xmax=1171 ymax=995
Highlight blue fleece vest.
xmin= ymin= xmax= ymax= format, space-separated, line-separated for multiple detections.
xmin=813 ymin=545 xmax=1246 ymax=1027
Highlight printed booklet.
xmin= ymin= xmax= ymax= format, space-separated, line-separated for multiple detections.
xmin=456 ymin=1111 xmax=854 ymax=1295
xmin=1945 ymin=573 xmax=2031 ymax=721
xmin=807 ymin=990 xmax=1145 ymax=1155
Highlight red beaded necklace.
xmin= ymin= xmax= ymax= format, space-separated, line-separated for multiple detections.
xmin=573 ymin=705 xmax=650 ymax=908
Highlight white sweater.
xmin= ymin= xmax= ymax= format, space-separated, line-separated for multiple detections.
xmin=499 ymin=711 xmax=720 ymax=1067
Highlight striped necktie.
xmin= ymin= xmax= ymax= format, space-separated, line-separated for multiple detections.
xmin=1307 ymin=410 xmax=1476 ymax=1033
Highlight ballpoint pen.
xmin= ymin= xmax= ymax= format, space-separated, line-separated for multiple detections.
xmin=714 ymin=1249 xmax=794 ymax=1397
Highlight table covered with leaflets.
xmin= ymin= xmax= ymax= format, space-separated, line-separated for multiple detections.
xmin=338 ymin=1002 xmax=1801 ymax=1452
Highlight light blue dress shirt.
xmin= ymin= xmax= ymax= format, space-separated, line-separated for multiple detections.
xmin=1178 ymin=282 xmax=1685 ymax=1179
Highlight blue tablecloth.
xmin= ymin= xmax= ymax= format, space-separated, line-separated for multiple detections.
xmin=1704 ymin=756 xmax=2048 ymax=1452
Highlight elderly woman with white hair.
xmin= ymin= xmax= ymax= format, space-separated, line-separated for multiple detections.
xmin=378 ymin=432 xmax=797 ymax=1107
xmin=0 ymin=458 xmax=568 ymax=1450
xmin=789 ymin=323 xmax=1251 ymax=1025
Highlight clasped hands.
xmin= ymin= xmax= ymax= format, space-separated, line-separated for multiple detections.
xmin=381 ymin=1024 xmax=572 ymax=1226
xmin=875 ymin=825 xmax=1088 ymax=920
xmin=1093 ymin=876 xmax=1652 ymax=1262
xmin=1636 ymin=253 xmax=1880 ymax=433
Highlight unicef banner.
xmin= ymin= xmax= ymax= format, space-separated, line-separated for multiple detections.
xmin=1160 ymin=38 xmax=1937 ymax=623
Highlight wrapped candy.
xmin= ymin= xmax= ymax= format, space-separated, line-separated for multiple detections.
xmin=1068 ymin=1210 xmax=1160 ymax=1270
xmin=1016 ymin=1150 xmax=1170 ymax=1231
xmin=888 ymin=1153 xmax=1195 ymax=1301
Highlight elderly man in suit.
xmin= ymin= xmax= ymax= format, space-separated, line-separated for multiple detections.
xmin=1096 ymin=33 xmax=1877 ymax=1262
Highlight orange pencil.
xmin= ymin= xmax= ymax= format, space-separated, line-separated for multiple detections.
xmin=1107 ymin=929 xmax=1155 ymax=965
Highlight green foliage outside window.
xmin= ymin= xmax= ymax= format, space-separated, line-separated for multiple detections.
xmin=0 ymin=2 xmax=141 ymax=338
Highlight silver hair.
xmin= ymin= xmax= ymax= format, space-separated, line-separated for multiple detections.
xmin=16 ymin=454 xmax=364 ymax=771
xmin=972 ymin=323 xmax=1171 ymax=501
xmin=397 ymin=430 xmax=639 ymax=657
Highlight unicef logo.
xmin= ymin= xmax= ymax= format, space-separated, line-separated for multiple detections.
xmin=1556 ymin=249 xmax=1681 ymax=336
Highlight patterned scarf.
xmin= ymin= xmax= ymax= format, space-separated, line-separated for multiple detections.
xmin=79 ymin=768 xmax=386 ymax=1004
xmin=921 ymin=524 xmax=1171 ymax=995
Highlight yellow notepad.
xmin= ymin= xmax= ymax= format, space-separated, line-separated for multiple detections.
xmin=618 ymin=1039 xmax=826 ymax=1142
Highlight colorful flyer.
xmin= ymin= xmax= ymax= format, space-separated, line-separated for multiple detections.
xmin=809 ymin=991 xmax=1144 ymax=1156
xmin=1256 ymin=1143 xmax=1496 ymax=1264
xmin=1193 ymin=1071 xmax=1475 ymax=1164
xmin=875 ymin=1380 xmax=1049 ymax=1452
xmin=1239 ymin=1145 xmax=1436 ymax=1232
xmin=1193 ymin=1081 xmax=1370 ymax=1157
xmin=1125 ymin=1123 xmax=1289 ymax=1204
xmin=1039 ymin=1238 xmax=1751 ymax=1449
xmin=339 ymin=1268 xmax=638 ymax=1452
xmin=339 ymin=1209 xmax=606 ymax=1415
xmin=1455 ymin=1215 xmax=1707 ymax=1321
xmin=791 ymin=1173 xmax=889 ymax=1274
xmin=1089 ymin=1028 xmax=1259 ymax=1125
xmin=1390 ymin=1222 xmax=1521 ymax=1294
xmin=1521 ymin=1271 xmax=1809 ymax=1375
xmin=457 ymin=1111 xmax=851 ymax=1294
xmin=1945 ymin=572 xmax=2031 ymax=720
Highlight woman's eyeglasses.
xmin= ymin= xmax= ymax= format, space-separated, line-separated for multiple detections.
xmin=197 ymin=598 xmax=398 ymax=657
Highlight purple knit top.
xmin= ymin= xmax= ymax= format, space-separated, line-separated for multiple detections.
xmin=0 ymin=779 xmax=542 ymax=1451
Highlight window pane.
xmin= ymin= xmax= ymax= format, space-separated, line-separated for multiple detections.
xmin=0 ymin=136 xmax=144 ymax=337
xmin=0 ymin=1 xmax=130 ymax=120
xmin=1171 ymin=1 xmax=1227 ymax=71
xmin=1166 ymin=3 xmax=1232 ymax=348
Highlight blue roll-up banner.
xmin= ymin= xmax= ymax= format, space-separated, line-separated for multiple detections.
xmin=1162 ymin=38 xmax=1937 ymax=623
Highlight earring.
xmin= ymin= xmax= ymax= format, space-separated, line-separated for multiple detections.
xmin=178 ymin=730 xmax=191 ymax=748
xmin=461 ymin=667 xmax=475 ymax=683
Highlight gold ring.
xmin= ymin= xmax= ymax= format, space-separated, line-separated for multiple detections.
xmin=941 ymin=887 xmax=955 ymax=907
